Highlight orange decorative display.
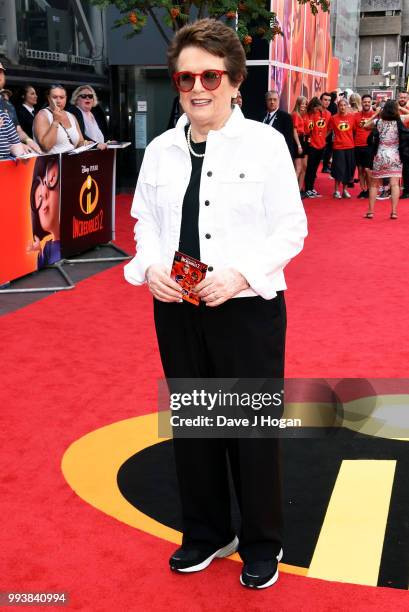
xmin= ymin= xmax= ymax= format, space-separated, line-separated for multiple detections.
xmin=270 ymin=0 xmax=339 ymax=111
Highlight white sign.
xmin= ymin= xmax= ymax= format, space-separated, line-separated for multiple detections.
xmin=137 ymin=101 xmax=147 ymax=112
xmin=135 ymin=114 xmax=147 ymax=149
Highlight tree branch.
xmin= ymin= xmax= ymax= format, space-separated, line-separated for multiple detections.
xmin=148 ymin=8 xmax=171 ymax=45
xmin=197 ymin=2 xmax=205 ymax=19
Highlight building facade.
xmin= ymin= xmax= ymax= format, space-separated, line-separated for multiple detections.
xmin=331 ymin=0 xmax=409 ymax=97
xmin=0 ymin=1 xmax=109 ymax=101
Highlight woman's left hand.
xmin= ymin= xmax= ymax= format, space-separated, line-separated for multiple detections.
xmin=194 ymin=268 xmax=249 ymax=307
xmin=97 ymin=143 xmax=108 ymax=150
xmin=26 ymin=139 xmax=42 ymax=154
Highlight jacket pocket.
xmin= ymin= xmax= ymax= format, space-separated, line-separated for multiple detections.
xmin=218 ymin=167 xmax=265 ymax=216
xmin=144 ymin=171 xmax=182 ymax=207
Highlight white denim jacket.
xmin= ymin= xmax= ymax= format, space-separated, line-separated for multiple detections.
xmin=124 ymin=106 xmax=307 ymax=300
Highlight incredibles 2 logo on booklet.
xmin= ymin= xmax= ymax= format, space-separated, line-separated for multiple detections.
xmin=59 ymin=149 xmax=114 ymax=258
xmin=171 ymin=251 xmax=208 ymax=306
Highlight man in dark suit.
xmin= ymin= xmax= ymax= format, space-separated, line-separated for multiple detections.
xmin=262 ymin=90 xmax=294 ymax=157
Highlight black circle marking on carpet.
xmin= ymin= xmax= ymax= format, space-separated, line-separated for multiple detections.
xmin=117 ymin=429 xmax=409 ymax=589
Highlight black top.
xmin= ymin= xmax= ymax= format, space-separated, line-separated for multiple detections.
xmin=262 ymin=109 xmax=294 ymax=157
xmin=178 ymin=125 xmax=206 ymax=261
xmin=16 ymin=105 xmax=36 ymax=138
xmin=67 ymin=104 xmax=109 ymax=141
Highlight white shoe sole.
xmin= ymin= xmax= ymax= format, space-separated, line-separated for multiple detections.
xmin=175 ymin=536 xmax=239 ymax=573
xmin=240 ymin=548 xmax=283 ymax=589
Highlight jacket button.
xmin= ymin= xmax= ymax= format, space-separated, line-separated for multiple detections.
xmin=205 ymin=200 xmax=210 ymax=206
xmin=205 ymin=233 xmax=211 ymax=239
xmin=207 ymin=171 xmax=212 ymax=177
xmin=208 ymin=266 xmax=214 ymax=272
xmin=239 ymin=173 xmax=245 ymax=178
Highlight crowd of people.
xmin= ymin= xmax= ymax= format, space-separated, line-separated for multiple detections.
xmin=268 ymin=86 xmax=409 ymax=219
xmin=3 ymin=53 xmax=409 ymax=222
xmin=0 ymin=62 xmax=109 ymax=160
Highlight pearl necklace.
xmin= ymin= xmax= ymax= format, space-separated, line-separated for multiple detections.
xmin=187 ymin=124 xmax=206 ymax=158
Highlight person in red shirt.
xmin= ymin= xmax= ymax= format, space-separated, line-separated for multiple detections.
xmin=291 ymin=95 xmax=308 ymax=196
xmin=328 ymin=98 xmax=356 ymax=198
xmin=354 ymin=94 xmax=376 ymax=198
xmin=303 ymin=97 xmax=331 ymax=198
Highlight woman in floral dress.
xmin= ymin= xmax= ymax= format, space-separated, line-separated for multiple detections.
xmin=364 ymin=100 xmax=409 ymax=219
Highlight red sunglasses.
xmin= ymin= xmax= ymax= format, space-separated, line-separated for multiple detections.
xmin=172 ymin=70 xmax=228 ymax=92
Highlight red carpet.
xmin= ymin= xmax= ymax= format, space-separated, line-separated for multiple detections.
xmin=1 ymin=180 xmax=408 ymax=610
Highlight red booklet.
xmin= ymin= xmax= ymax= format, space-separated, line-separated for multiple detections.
xmin=171 ymin=251 xmax=208 ymax=306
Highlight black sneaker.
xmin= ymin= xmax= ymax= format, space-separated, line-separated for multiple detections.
xmin=401 ymin=191 xmax=409 ymax=199
xmin=240 ymin=548 xmax=283 ymax=589
xmin=169 ymin=536 xmax=238 ymax=572
xmin=357 ymin=190 xmax=368 ymax=199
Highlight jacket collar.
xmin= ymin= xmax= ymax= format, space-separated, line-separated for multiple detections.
xmin=169 ymin=105 xmax=245 ymax=150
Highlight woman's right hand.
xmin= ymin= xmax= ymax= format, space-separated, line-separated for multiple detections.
xmin=146 ymin=264 xmax=183 ymax=302
xmin=50 ymin=104 xmax=64 ymax=124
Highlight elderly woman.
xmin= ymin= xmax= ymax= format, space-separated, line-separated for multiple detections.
xmin=124 ymin=19 xmax=307 ymax=589
xmin=33 ymin=84 xmax=84 ymax=154
xmin=70 ymin=85 xmax=107 ymax=147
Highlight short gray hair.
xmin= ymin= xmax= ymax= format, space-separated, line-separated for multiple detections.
xmin=265 ymin=90 xmax=279 ymax=99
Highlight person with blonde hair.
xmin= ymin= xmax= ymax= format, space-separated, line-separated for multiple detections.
xmin=349 ymin=93 xmax=362 ymax=113
xmin=291 ymin=95 xmax=308 ymax=194
xmin=70 ymin=85 xmax=107 ymax=145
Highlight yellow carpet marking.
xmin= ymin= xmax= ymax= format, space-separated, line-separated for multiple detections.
xmin=61 ymin=412 xmax=306 ymax=575
xmin=308 ymin=460 xmax=396 ymax=586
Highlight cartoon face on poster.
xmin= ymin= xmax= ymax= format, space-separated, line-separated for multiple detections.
xmin=0 ymin=156 xmax=60 ymax=285
xmin=28 ymin=155 xmax=61 ymax=268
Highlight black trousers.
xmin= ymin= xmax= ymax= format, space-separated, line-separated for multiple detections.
xmin=154 ymin=293 xmax=286 ymax=562
xmin=322 ymin=134 xmax=333 ymax=169
xmin=402 ymin=159 xmax=409 ymax=193
xmin=305 ymin=145 xmax=325 ymax=192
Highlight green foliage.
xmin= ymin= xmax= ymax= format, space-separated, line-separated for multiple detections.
xmin=91 ymin=0 xmax=329 ymax=50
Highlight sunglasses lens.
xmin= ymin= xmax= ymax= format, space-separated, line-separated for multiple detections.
xmin=202 ymin=71 xmax=222 ymax=90
xmin=177 ymin=73 xmax=195 ymax=91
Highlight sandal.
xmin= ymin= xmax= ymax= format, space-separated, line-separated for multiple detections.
xmin=390 ymin=212 xmax=398 ymax=219
xmin=364 ymin=212 xmax=374 ymax=219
